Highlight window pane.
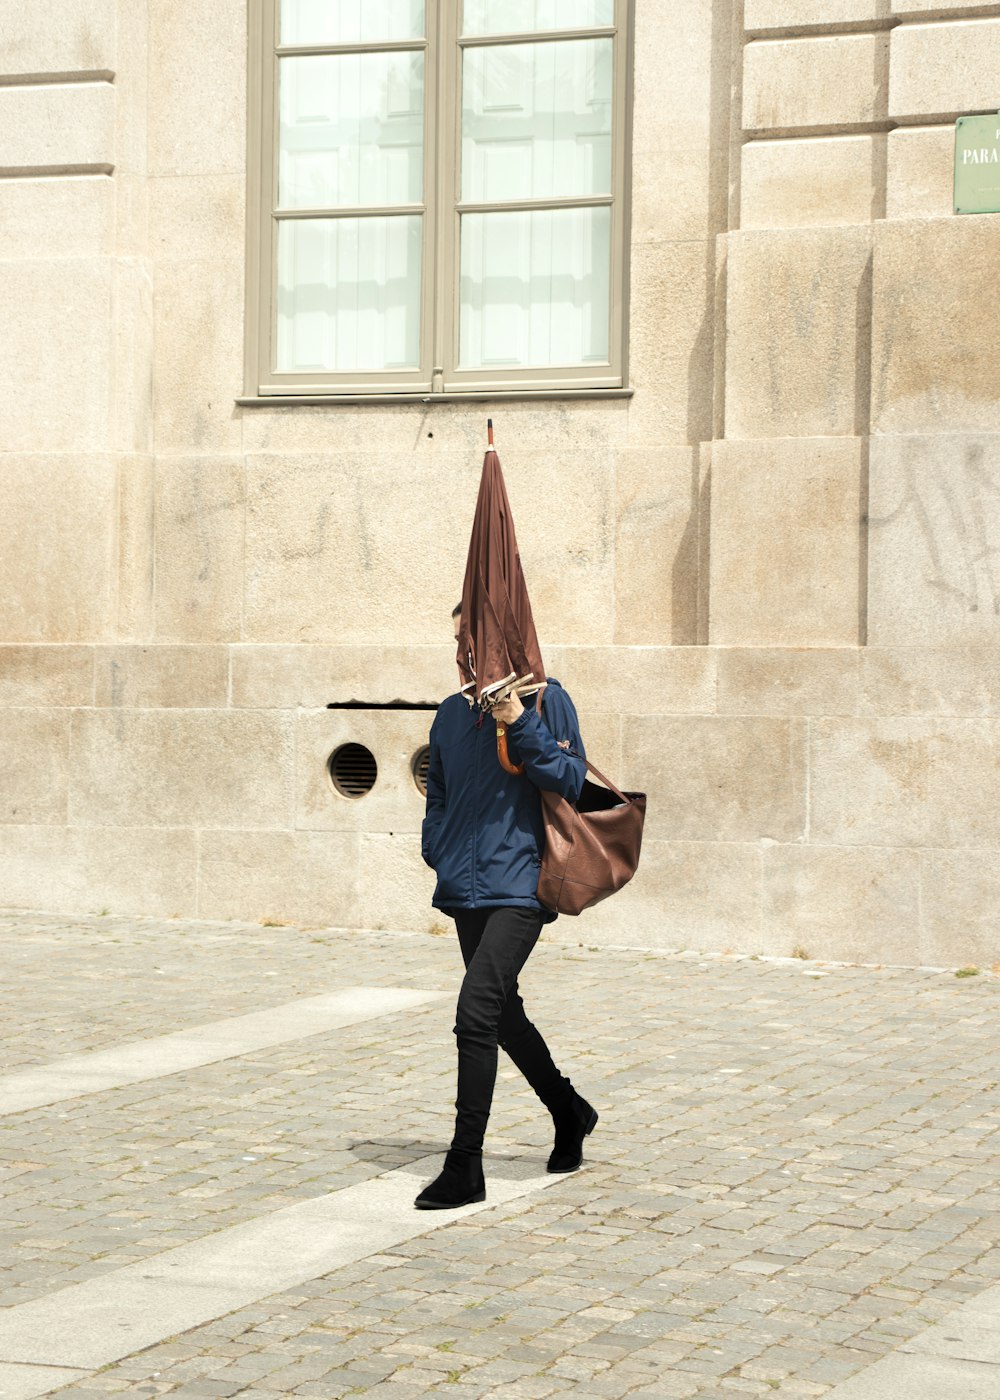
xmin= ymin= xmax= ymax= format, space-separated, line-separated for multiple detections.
xmin=462 ymin=39 xmax=611 ymax=202
xmin=459 ymin=206 xmax=610 ymax=368
xmin=463 ymin=0 xmax=613 ymax=36
xmin=276 ymin=216 xmax=422 ymax=372
xmin=281 ymin=0 xmax=424 ymax=45
xmin=279 ymin=52 xmax=424 ymax=209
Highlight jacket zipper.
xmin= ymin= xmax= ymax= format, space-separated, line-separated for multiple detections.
xmin=470 ymin=708 xmax=480 ymax=904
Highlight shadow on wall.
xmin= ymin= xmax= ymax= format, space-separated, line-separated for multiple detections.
xmin=672 ymin=452 xmax=707 ymax=646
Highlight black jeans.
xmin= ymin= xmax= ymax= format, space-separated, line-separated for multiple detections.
xmin=449 ymin=906 xmax=575 ymax=1157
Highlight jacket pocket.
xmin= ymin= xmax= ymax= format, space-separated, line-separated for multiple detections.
xmin=421 ymin=823 xmax=441 ymax=870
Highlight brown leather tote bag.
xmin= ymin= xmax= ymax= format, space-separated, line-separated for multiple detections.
xmin=537 ymin=752 xmax=646 ymax=917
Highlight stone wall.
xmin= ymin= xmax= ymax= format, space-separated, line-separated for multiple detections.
xmin=0 ymin=0 xmax=997 ymax=968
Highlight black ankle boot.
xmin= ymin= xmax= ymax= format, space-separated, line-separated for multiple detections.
xmin=414 ymin=1148 xmax=486 ymax=1209
xmin=547 ymin=1091 xmax=598 ymax=1173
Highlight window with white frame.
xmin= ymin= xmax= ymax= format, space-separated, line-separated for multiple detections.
xmin=245 ymin=0 xmax=632 ymax=398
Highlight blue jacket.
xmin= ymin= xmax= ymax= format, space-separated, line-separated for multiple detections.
xmin=421 ymin=679 xmax=587 ymax=921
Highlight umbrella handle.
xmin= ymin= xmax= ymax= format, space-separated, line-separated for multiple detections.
xmin=495 ymin=722 xmax=525 ymax=775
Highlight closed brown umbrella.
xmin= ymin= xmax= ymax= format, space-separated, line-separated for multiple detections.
xmin=455 ymin=420 xmax=546 ymax=774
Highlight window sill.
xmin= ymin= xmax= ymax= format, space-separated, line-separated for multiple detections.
xmin=235 ymin=387 xmax=634 ymax=407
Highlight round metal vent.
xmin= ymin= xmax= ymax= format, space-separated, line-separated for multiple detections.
xmin=412 ymin=745 xmax=431 ymax=796
xmin=328 ymin=743 xmax=377 ymax=798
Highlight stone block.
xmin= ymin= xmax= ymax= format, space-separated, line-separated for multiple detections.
xmin=743 ymin=34 xmax=889 ymax=133
xmin=149 ymin=174 xmax=246 ymax=262
xmin=626 ymin=238 xmax=715 ymax=448
xmin=571 ymin=708 xmax=623 ymax=778
xmin=761 ymin=843 xmax=922 ymax=965
xmin=297 ymin=703 xmax=619 ymax=849
xmin=614 ymin=447 xmax=703 ymax=645
xmin=0 ymin=0 xmax=116 ymax=76
xmin=867 ymin=434 xmax=1000 ymax=644
xmin=697 ymin=442 xmax=712 ymax=639
xmin=621 ymin=715 xmax=807 ymax=843
xmin=544 ymin=646 xmax=717 ymax=716
xmin=890 ymin=19 xmax=1000 ymax=121
xmin=746 ymin=0 xmax=882 ymax=26
xmin=710 ymin=232 xmax=727 ymax=429
xmin=69 ymin=710 xmax=295 ymax=828
xmin=242 ymin=450 xmax=467 ymax=647
xmin=116 ymin=174 xmax=150 ymax=261
xmin=255 ymin=648 xmax=436 ymax=706
xmin=198 ymin=830 xmax=360 ymax=927
xmin=0 ymin=81 xmax=114 ymax=170
xmin=113 ymin=0 xmax=150 ymax=252
xmin=515 ymin=452 xmax=617 ymax=648
xmin=241 ymin=399 xmax=629 ymax=455
xmin=886 ymin=125 xmax=955 ymax=220
xmin=296 ymin=709 xmax=440 ymax=836
xmin=0 ymin=646 xmax=93 ymax=706
xmin=860 ymin=647 xmax=1000 ymax=717
xmin=741 ymin=136 xmax=878 ymax=228
xmin=717 ymin=648 xmax=860 ymax=716
xmin=583 ymin=838 xmax=763 ymax=954
xmin=725 ymin=226 xmax=872 ymax=439
xmin=93 ymin=646 xmax=229 ymax=708
xmin=810 ymin=716 xmax=1000 ymax=847
xmin=630 ymin=0 xmax=729 ymax=243
xmin=148 ymin=0 xmax=246 ymax=176
xmin=0 ymin=710 xmax=70 ymax=823
xmin=709 ymin=437 xmax=864 ymax=646
xmin=871 ymin=218 xmax=1000 ymax=434
xmin=244 ymin=449 xmax=614 ymax=646
xmin=0 ymin=260 xmax=112 ymax=452
xmin=117 ymin=455 xmax=155 ymax=640
xmin=231 ymin=644 xmax=714 ymax=716
xmin=894 ymin=0 xmax=1000 ymax=9
xmin=230 ymin=645 xmax=452 ymax=708
xmin=920 ymin=850 xmax=1000 ymax=970
xmin=113 ymin=259 xmax=154 ymax=455
xmin=0 ymin=456 xmax=115 ymax=642
xmin=0 ymin=825 xmax=198 ymax=917
xmin=358 ymin=832 xmax=438 ymax=933
xmin=154 ymin=457 xmax=245 ymax=642
xmin=0 ymin=175 xmax=113 ymax=258
xmin=152 ymin=258 xmax=244 ymax=454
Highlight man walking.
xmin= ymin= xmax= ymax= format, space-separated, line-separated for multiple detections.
xmin=414 ymin=606 xmax=599 ymax=1210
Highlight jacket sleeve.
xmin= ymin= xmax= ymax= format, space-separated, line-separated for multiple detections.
xmin=421 ymin=719 xmax=446 ymax=869
xmin=506 ymin=686 xmax=586 ymax=803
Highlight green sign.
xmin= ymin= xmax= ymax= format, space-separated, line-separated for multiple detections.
xmin=955 ymin=112 xmax=1000 ymax=214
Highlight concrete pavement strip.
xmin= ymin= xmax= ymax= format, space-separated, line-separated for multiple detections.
xmin=824 ymin=1280 xmax=1000 ymax=1399
xmin=0 ymin=987 xmax=448 ymax=1115
xmin=0 ymin=1367 xmax=89 ymax=1400
xmin=0 ymin=1147 xmax=561 ymax=1383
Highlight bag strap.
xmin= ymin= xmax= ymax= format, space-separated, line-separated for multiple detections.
xmin=567 ymin=750 xmax=632 ymax=805
xmin=533 ymin=689 xmax=632 ymax=805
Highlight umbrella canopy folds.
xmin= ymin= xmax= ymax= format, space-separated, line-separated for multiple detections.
xmin=455 ymin=421 xmax=546 ymax=716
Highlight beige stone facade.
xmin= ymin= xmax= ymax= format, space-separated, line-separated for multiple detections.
xmin=1 ymin=1 xmax=998 ymax=967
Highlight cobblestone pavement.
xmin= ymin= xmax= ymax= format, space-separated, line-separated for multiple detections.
xmin=1 ymin=910 xmax=998 ymax=1399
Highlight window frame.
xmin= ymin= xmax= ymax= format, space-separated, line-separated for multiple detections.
xmin=244 ymin=0 xmax=634 ymax=401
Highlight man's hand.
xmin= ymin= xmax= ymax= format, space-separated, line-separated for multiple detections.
xmin=493 ymin=692 xmax=524 ymax=725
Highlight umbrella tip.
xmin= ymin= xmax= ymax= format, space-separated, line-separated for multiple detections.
xmin=487 ymin=418 xmax=494 ymax=447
